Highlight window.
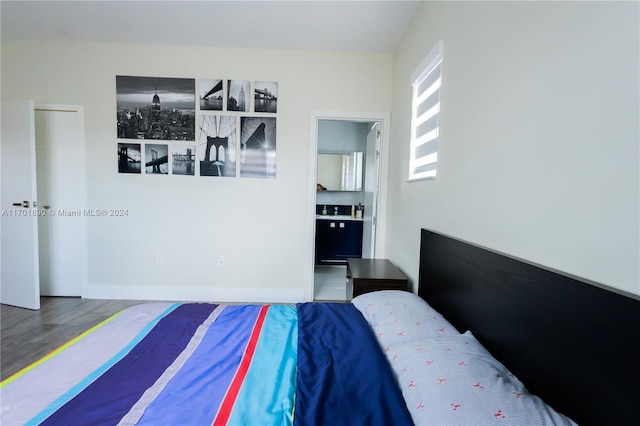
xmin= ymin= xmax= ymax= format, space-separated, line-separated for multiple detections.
xmin=409 ymin=41 xmax=443 ymax=181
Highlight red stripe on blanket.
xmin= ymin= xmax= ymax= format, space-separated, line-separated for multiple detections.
xmin=213 ymin=304 xmax=269 ymax=426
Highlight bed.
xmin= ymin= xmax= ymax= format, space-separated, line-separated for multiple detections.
xmin=1 ymin=229 xmax=638 ymax=425
xmin=416 ymin=229 xmax=640 ymax=426
xmin=0 ymin=302 xmax=413 ymax=425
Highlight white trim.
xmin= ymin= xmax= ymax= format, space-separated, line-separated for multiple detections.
xmin=86 ymin=284 xmax=306 ymax=304
xmin=410 ymin=40 xmax=444 ymax=85
xmin=307 ymin=114 xmax=320 ymax=301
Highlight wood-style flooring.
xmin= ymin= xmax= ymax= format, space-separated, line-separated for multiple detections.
xmin=0 ymin=297 xmax=155 ymax=381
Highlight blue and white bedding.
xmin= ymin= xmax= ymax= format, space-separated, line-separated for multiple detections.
xmin=1 ymin=302 xmax=412 ymax=426
xmin=1 ymin=292 xmax=577 ymax=425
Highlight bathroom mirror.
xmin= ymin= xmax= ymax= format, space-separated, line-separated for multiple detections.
xmin=317 ymin=152 xmax=363 ymax=191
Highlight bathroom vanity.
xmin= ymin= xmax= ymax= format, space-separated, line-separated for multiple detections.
xmin=314 ymin=215 xmax=363 ymax=265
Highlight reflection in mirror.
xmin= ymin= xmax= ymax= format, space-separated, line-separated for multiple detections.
xmin=317 ymin=152 xmax=363 ymax=191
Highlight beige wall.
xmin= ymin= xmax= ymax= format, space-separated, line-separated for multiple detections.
xmin=1 ymin=41 xmax=392 ymax=301
xmin=386 ymin=1 xmax=639 ymax=295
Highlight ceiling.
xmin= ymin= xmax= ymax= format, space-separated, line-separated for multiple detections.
xmin=0 ymin=0 xmax=422 ymax=53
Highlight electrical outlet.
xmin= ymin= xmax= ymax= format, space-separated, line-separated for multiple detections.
xmin=218 ymin=256 xmax=225 ymax=267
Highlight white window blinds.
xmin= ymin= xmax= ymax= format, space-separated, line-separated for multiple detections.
xmin=409 ymin=41 xmax=443 ymax=181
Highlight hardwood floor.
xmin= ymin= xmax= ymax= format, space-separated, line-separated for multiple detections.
xmin=0 ymin=297 xmax=154 ymax=381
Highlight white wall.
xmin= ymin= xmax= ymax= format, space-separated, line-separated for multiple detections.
xmin=1 ymin=41 xmax=392 ymax=302
xmin=386 ymin=1 xmax=640 ymax=295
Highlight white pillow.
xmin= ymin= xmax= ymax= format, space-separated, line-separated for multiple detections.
xmin=352 ymin=290 xmax=459 ymax=348
xmin=385 ymin=332 xmax=577 ymax=426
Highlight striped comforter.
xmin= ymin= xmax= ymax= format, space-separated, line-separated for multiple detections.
xmin=1 ymin=302 xmax=413 ymax=426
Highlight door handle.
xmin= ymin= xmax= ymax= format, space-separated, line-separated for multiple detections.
xmin=12 ymin=201 xmax=30 ymax=207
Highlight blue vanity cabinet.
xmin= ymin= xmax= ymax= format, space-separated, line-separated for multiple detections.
xmin=315 ymin=218 xmax=363 ymax=265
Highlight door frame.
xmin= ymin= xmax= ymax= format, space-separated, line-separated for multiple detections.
xmin=362 ymin=122 xmax=381 ymax=259
xmin=307 ymin=111 xmax=391 ymax=301
xmin=35 ymin=103 xmax=88 ymax=298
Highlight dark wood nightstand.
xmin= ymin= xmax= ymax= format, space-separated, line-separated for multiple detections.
xmin=346 ymin=258 xmax=409 ymax=300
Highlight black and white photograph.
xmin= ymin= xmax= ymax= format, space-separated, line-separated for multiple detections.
xmin=145 ymin=144 xmax=169 ymax=174
xmin=116 ymin=75 xmax=196 ymax=141
xmin=172 ymin=144 xmax=196 ymax=176
xmin=198 ymin=115 xmax=237 ymax=177
xmin=227 ymin=80 xmax=250 ymax=112
xmin=199 ymin=79 xmax=223 ymax=111
xmin=240 ymin=117 xmax=276 ymax=178
xmin=117 ymin=143 xmax=141 ymax=174
xmin=254 ymin=81 xmax=278 ymax=113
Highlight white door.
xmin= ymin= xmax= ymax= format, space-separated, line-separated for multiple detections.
xmin=35 ymin=106 xmax=86 ymax=296
xmin=361 ymin=122 xmax=381 ymax=259
xmin=0 ymin=100 xmax=41 ymax=310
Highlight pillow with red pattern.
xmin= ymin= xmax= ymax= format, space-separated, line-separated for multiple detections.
xmin=368 ymin=316 xmax=459 ymax=349
xmin=385 ymin=331 xmax=577 ymax=426
xmin=352 ymin=290 xmax=459 ymax=346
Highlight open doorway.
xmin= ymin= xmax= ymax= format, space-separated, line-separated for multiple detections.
xmin=308 ymin=112 xmax=390 ymax=301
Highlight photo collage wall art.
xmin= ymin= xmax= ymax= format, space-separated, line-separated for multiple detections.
xmin=116 ymin=76 xmax=277 ymax=178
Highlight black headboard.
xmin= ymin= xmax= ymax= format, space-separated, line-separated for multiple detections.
xmin=418 ymin=229 xmax=640 ymax=426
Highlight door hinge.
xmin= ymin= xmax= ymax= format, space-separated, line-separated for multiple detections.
xmin=373 ymin=216 xmax=377 ymax=226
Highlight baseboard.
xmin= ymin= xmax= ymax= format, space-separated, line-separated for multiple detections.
xmin=85 ymin=284 xmax=308 ymax=304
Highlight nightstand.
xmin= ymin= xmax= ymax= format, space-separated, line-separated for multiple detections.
xmin=346 ymin=258 xmax=409 ymax=300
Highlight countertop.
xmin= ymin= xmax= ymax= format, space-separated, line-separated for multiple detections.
xmin=316 ymin=214 xmax=363 ymax=221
